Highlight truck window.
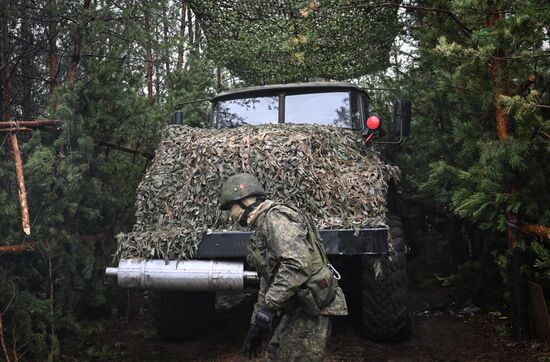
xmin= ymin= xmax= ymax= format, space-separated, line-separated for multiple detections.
xmin=216 ymin=96 xmax=278 ymax=128
xmin=285 ymin=92 xmax=358 ymax=128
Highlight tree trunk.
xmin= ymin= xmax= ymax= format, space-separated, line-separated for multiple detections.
xmin=3 ymin=5 xmax=11 ymax=121
xmin=216 ymin=67 xmax=221 ymax=93
xmin=21 ymin=8 xmax=33 ymax=119
xmin=194 ymin=14 xmax=201 ymax=49
xmin=0 ymin=312 xmax=10 ymax=362
xmin=486 ymin=8 xmax=529 ymax=341
xmin=47 ymin=0 xmax=59 ymax=93
xmin=3 ymin=7 xmax=30 ymax=236
xmin=48 ymin=253 xmax=55 ymax=359
xmin=176 ymin=0 xmax=187 ymax=71
xmin=67 ymin=0 xmax=92 ymax=84
xmin=9 ymin=133 xmax=31 ymax=235
xmin=162 ymin=2 xmax=170 ymax=78
xmin=144 ymin=0 xmax=153 ymax=104
xmin=187 ymin=7 xmax=194 ymax=48
xmin=0 ymin=243 xmax=37 ymax=257
xmin=155 ymin=27 xmax=160 ymax=99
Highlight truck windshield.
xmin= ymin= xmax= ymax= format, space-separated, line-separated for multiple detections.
xmin=214 ymin=90 xmax=361 ymax=128
xmin=285 ymin=92 xmax=357 ymax=127
xmin=216 ymin=96 xmax=278 ymax=128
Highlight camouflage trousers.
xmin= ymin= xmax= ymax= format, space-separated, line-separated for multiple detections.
xmin=267 ymin=311 xmax=331 ymax=362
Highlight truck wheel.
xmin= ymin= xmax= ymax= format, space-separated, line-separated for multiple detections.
xmin=150 ymin=291 xmax=215 ymax=341
xmin=361 ymin=215 xmax=410 ymax=342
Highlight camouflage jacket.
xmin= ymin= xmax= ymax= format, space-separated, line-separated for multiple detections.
xmin=247 ymin=202 xmax=347 ymax=318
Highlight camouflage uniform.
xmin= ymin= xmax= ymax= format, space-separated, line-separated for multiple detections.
xmin=247 ymin=203 xmax=348 ymax=361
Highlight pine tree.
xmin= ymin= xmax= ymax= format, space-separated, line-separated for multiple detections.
xmin=397 ymin=0 xmax=550 ymax=340
xmin=0 ymin=1 xmax=180 ymax=359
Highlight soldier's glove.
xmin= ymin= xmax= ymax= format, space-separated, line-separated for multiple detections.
xmin=242 ymin=323 xmax=262 ymax=359
xmin=255 ymin=305 xmax=275 ymax=332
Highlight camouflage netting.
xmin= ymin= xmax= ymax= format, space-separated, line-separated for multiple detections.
xmin=116 ymin=124 xmax=400 ymax=260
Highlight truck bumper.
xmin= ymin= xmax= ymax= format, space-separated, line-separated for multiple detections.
xmin=106 ymin=227 xmax=388 ymax=291
xmin=197 ymin=227 xmax=389 ymax=258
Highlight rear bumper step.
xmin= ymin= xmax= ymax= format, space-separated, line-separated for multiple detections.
xmin=197 ymin=227 xmax=389 ymax=258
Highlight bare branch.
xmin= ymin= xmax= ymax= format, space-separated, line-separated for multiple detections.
xmin=522 ymin=224 xmax=550 ymax=240
xmin=0 ymin=243 xmax=37 ymax=258
xmin=1 ymin=284 xmax=16 ymax=316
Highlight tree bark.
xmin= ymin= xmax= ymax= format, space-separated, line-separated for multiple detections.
xmin=176 ymin=0 xmax=187 ymax=71
xmin=11 ymin=320 xmax=17 ymax=362
xmin=0 ymin=128 xmax=32 ymax=133
xmin=162 ymin=2 xmax=170 ymax=78
xmin=0 ymin=312 xmax=10 ymax=362
xmin=216 ymin=67 xmax=221 ymax=93
xmin=0 ymin=120 xmax=62 ymax=128
xmin=194 ymin=13 xmax=201 ymax=49
xmin=21 ymin=8 xmax=33 ymax=119
xmin=48 ymin=253 xmax=55 ymax=359
xmin=521 ymin=224 xmax=550 ymax=240
xmin=154 ymin=28 xmax=160 ymax=99
xmin=9 ymin=133 xmax=31 ymax=235
xmin=187 ymin=7 xmax=194 ymax=47
xmin=47 ymin=0 xmax=59 ymax=93
xmin=67 ymin=0 xmax=92 ymax=84
xmin=0 ymin=243 xmax=37 ymax=257
xmin=144 ymin=0 xmax=153 ymax=104
xmin=145 ymin=51 xmax=153 ymax=102
xmin=3 ymin=4 xmax=12 ymax=121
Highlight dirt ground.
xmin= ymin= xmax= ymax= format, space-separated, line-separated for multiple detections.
xmin=63 ymin=282 xmax=550 ymax=362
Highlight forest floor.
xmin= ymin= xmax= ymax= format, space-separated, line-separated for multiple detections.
xmin=63 ymin=265 xmax=550 ymax=362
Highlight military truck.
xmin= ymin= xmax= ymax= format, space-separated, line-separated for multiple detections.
xmin=106 ymin=82 xmax=411 ymax=342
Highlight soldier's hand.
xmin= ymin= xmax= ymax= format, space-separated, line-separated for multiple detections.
xmin=242 ymin=323 xmax=262 ymax=359
xmin=255 ymin=305 xmax=275 ymax=332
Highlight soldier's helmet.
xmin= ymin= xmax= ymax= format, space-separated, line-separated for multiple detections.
xmin=220 ymin=173 xmax=266 ymax=210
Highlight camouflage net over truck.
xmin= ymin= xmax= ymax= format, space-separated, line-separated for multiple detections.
xmin=116 ymin=124 xmax=400 ymax=260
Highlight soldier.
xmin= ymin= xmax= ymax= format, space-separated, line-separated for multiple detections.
xmin=220 ymin=173 xmax=347 ymax=361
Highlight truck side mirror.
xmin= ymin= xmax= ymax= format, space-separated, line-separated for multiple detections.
xmin=393 ymin=100 xmax=411 ymax=136
xmin=172 ymin=110 xmax=183 ymax=125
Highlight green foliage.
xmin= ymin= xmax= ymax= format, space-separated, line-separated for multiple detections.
xmin=0 ymin=60 xmax=163 ymax=360
xmin=391 ymin=0 xmax=550 ymax=305
xmin=0 ymin=0 xmax=226 ymax=354
xmin=0 ymin=0 xmax=223 ymax=358
xmin=532 ymin=242 xmax=550 ymax=281
xmin=456 ymin=259 xmax=504 ymax=306
xmin=166 ymin=51 xmax=216 ymax=127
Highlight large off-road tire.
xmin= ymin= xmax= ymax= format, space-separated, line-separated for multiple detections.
xmin=361 ymin=215 xmax=410 ymax=342
xmin=150 ymin=291 xmax=216 ymax=341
